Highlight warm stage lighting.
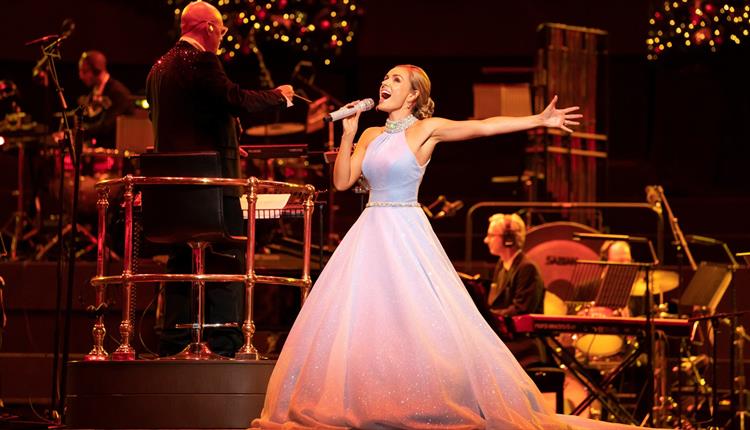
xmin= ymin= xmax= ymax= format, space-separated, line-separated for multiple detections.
xmin=648 ymin=0 xmax=750 ymax=59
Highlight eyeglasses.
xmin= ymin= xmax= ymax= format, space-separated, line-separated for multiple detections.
xmin=213 ymin=22 xmax=229 ymax=37
xmin=184 ymin=19 xmax=228 ymax=37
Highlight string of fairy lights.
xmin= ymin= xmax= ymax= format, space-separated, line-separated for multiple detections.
xmin=165 ymin=0 xmax=362 ymax=65
xmin=647 ymin=0 xmax=750 ymax=59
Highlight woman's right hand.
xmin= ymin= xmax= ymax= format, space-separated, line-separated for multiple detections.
xmin=341 ymin=100 xmax=362 ymax=139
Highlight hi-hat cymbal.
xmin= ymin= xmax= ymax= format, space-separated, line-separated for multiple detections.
xmin=631 ymin=269 xmax=679 ymax=296
xmin=246 ymin=122 xmax=305 ymax=137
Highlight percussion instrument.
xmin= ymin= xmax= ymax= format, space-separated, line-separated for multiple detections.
xmin=573 ymin=306 xmax=626 ymax=358
xmin=630 ymin=269 xmax=679 ymax=296
xmin=524 ymin=222 xmax=628 ymax=359
xmin=524 ymin=222 xmax=599 ymax=300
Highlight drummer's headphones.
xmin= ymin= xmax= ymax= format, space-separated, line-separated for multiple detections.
xmin=501 ymin=216 xmax=517 ymax=248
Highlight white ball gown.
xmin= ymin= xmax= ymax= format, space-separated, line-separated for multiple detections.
xmin=251 ymin=127 xmax=649 ymax=429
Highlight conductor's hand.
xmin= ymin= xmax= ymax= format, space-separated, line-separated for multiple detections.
xmin=276 ymin=85 xmax=294 ymax=106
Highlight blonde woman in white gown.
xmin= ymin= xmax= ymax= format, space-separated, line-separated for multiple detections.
xmin=252 ymin=65 xmax=649 ymax=430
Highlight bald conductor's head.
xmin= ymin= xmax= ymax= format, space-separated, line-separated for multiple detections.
xmin=180 ymin=1 xmax=226 ymax=53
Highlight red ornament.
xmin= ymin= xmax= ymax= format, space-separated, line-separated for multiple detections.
xmin=321 ymin=19 xmax=331 ymax=29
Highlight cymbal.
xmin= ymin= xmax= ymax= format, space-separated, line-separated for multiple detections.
xmin=544 ymin=291 xmax=567 ymax=316
xmin=631 ymin=269 xmax=679 ymax=296
xmin=246 ymin=122 xmax=305 ymax=137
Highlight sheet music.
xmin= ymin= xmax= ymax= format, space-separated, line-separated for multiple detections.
xmin=240 ymin=193 xmax=291 ymax=219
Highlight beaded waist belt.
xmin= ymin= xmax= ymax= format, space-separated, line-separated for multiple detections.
xmin=365 ymin=201 xmax=421 ymax=208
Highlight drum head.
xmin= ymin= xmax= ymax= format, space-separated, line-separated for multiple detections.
xmin=524 ymin=222 xmax=599 ymax=302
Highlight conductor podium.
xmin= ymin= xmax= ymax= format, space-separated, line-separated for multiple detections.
xmin=64 ymin=151 xmax=316 ymax=428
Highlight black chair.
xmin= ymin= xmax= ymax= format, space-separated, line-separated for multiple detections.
xmin=526 ymin=365 xmax=566 ymax=413
xmin=140 ymin=151 xmax=245 ymax=359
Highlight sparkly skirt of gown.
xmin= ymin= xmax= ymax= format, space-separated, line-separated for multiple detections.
xmin=251 ymin=130 xmax=650 ymax=430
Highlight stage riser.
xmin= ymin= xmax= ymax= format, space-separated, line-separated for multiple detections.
xmin=66 ymin=395 xmax=265 ymax=429
xmin=64 ymin=360 xmax=275 ymax=429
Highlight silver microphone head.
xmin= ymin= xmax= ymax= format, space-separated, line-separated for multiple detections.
xmin=358 ymin=98 xmax=375 ymax=112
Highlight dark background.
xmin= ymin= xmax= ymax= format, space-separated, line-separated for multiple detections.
xmin=1 ymin=0 xmax=748 ymax=259
xmin=1 ymin=0 xmax=749 ymax=418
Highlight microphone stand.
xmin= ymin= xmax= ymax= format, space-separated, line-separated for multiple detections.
xmin=717 ymin=241 xmax=742 ymax=430
xmin=36 ymin=32 xmax=80 ymax=424
xmin=693 ymin=238 xmax=744 ymax=429
xmin=653 ymin=185 xmax=697 ymax=271
xmin=421 ymin=195 xmax=446 ymax=219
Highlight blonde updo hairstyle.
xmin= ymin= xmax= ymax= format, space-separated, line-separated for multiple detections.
xmin=397 ymin=64 xmax=435 ymax=119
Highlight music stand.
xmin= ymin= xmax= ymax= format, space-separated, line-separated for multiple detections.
xmin=568 ymin=261 xmax=640 ymax=309
xmin=678 ymin=262 xmax=732 ymax=313
xmin=567 ymin=261 xmax=603 ymax=303
xmin=678 ymin=262 xmax=734 ymax=427
xmin=597 ymin=263 xmax=641 ymax=309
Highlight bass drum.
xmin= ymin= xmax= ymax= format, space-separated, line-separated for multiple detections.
xmin=574 ymin=306 xmax=625 ymax=359
xmin=523 ymin=222 xmax=600 ymax=303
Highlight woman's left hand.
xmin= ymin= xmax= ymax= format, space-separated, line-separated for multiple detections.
xmin=539 ymin=95 xmax=583 ymax=133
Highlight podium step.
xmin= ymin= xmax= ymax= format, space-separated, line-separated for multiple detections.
xmin=65 ymin=359 xmax=275 ymax=429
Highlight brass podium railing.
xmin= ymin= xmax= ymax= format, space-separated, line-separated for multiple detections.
xmin=85 ymin=175 xmax=315 ymax=361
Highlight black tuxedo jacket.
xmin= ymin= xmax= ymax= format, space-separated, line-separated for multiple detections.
xmin=146 ymin=41 xmax=285 ymax=185
xmin=489 ymin=252 xmax=545 ymax=317
xmin=488 ymin=252 xmax=547 ymax=366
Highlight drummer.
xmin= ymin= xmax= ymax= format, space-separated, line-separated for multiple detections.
xmin=600 ymin=240 xmax=644 ymax=316
xmin=599 ymin=240 xmax=632 ymax=263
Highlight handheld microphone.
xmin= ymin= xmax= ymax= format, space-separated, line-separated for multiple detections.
xmin=324 ymin=98 xmax=374 ymax=123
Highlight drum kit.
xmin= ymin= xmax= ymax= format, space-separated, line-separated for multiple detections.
xmin=0 ymin=90 xmax=134 ymax=260
xmin=523 ymin=221 xmax=680 ymax=366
